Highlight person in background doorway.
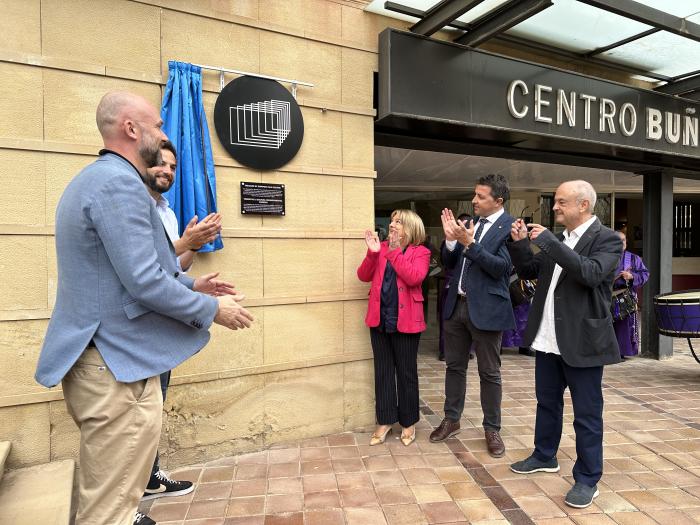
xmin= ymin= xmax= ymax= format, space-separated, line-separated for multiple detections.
xmin=501 ymin=279 xmax=534 ymax=357
xmin=613 ymin=230 xmax=649 ymax=359
xmin=437 ymin=214 xmax=471 ymax=361
xmin=358 ymin=210 xmax=431 ymax=447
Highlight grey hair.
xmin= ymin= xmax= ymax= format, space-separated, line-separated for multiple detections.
xmin=571 ymin=180 xmax=597 ymax=211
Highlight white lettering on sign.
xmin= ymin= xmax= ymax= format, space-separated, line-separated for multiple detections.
xmin=506 ymin=80 xmax=698 ymax=149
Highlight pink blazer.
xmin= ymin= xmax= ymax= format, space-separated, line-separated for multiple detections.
xmin=356 ymin=242 xmax=431 ymax=334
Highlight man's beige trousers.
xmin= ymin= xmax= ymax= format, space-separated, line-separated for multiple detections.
xmin=62 ymin=348 xmax=162 ymax=525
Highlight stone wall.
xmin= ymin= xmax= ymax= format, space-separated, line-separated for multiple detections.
xmin=0 ymin=0 xmax=407 ymax=469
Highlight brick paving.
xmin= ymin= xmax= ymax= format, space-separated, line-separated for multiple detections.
xmin=139 ymin=339 xmax=700 ymax=524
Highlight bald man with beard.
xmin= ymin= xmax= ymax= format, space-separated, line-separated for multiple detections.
xmin=35 ymin=91 xmax=253 ymax=525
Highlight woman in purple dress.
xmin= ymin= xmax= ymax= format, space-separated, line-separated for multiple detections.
xmin=613 ymin=231 xmax=649 ymax=358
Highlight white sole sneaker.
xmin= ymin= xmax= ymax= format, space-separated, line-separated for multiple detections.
xmin=565 ymin=488 xmax=599 ymax=508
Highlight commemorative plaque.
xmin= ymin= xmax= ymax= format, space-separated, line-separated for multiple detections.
xmin=240 ymin=182 xmax=285 ymax=216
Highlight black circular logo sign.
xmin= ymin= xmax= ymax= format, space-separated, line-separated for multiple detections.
xmin=214 ymin=76 xmax=304 ymax=171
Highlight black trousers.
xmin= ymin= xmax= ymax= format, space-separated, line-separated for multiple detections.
xmin=443 ymin=297 xmax=502 ymax=431
xmin=533 ymin=351 xmax=604 ymax=487
xmin=370 ymin=328 xmax=421 ymax=428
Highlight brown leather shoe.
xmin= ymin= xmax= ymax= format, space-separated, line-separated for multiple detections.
xmin=485 ymin=430 xmax=505 ymax=458
xmin=429 ymin=418 xmax=460 ymax=442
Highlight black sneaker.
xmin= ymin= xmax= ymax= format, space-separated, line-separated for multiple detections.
xmin=142 ymin=469 xmax=194 ymax=501
xmin=510 ymin=454 xmax=560 ymax=474
xmin=564 ymin=482 xmax=599 ymax=508
xmin=133 ymin=512 xmax=156 ymax=525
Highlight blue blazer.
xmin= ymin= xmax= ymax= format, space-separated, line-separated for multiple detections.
xmin=35 ymin=153 xmax=219 ymax=387
xmin=441 ymin=212 xmax=516 ymax=332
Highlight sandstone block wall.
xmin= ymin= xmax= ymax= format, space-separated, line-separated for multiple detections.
xmin=0 ymin=0 xmax=409 ymax=470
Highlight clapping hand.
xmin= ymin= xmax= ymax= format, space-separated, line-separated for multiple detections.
xmin=214 ymin=295 xmax=254 ymax=330
xmin=364 ymin=229 xmax=380 ymax=253
xmin=441 ymin=209 xmax=472 ymax=246
xmin=510 ymin=219 xmax=528 ymax=241
xmin=193 ymin=272 xmax=237 ymax=297
xmin=182 ymin=213 xmax=222 ymax=250
xmin=388 ymin=229 xmax=401 ymax=250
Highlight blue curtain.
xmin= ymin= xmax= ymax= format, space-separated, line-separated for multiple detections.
xmin=161 ymin=61 xmax=223 ymax=252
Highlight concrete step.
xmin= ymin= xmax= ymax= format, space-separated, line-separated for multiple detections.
xmin=0 ymin=459 xmax=74 ymax=525
xmin=0 ymin=441 xmax=10 ymax=483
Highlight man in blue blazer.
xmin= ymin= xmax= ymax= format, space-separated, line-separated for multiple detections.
xmin=429 ymin=174 xmax=515 ymax=459
xmin=35 ymin=91 xmax=253 ymax=525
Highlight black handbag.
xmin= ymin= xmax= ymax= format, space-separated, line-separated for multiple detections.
xmin=611 ymin=285 xmax=637 ymax=321
xmin=509 ymin=274 xmax=537 ymax=306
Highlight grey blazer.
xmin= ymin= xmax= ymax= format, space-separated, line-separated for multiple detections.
xmin=35 ymin=152 xmax=218 ymax=387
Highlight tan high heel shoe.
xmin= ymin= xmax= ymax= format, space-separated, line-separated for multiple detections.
xmin=370 ymin=426 xmax=392 ymax=446
xmin=400 ymin=427 xmax=416 ymax=447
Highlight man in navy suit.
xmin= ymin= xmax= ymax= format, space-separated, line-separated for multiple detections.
xmin=429 ymin=174 xmax=515 ymax=458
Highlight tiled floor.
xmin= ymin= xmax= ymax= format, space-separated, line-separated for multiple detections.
xmin=140 ymin=339 xmax=700 ymax=524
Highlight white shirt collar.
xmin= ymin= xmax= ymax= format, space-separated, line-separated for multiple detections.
xmin=480 ymin=207 xmax=505 ymax=224
xmin=152 ymin=194 xmax=170 ymax=209
xmin=564 ymin=215 xmax=597 ymax=240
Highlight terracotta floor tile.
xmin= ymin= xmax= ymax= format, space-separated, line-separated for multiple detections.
xmin=569 ymin=514 xmax=617 ymax=524
xmin=237 ymin=452 xmax=268 ymax=465
xmin=266 ymin=494 xmax=304 ymax=514
xmin=382 ymin=503 xmax=428 ymax=525
xmin=500 ymin=478 xmax=545 ymax=498
xmin=344 ymin=506 xmax=388 ymax=525
xmin=375 ymin=485 xmax=416 ymax=505
xmin=514 ymin=496 xmax=567 ymax=519
xmin=304 ymin=490 xmax=341 ymax=510
xmin=618 ymin=489 xmax=674 ymax=511
xmin=421 ymin=501 xmax=466 ymax=524
xmin=231 ymin=479 xmax=267 ymax=497
xmin=224 ymin=517 xmax=265 ymax=525
xmin=149 ymin=502 xmax=190 ymax=522
xmin=330 ymin=446 xmax=360 ymax=459
xmin=371 ymin=470 xmax=407 ymax=487
xmin=653 ymin=487 xmax=700 ymax=508
xmin=263 ymin=512 xmax=304 ymax=525
xmin=434 ymin=466 xmax=471 ymax=483
xmin=336 ymin=472 xmax=372 ymax=490
xmin=299 ymin=437 xmax=328 ymax=448
xmin=328 ymin=433 xmax=357 ymax=447
xmin=302 ymin=473 xmax=337 ymax=493
xmin=194 ymin=481 xmax=233 ymax=501
xmin=644 ymin=509 xmax=697 ymax=525
xmin=186 ymin=499 xmax=229 ymax=520
xmin=235 ymin=465 xmax=268 ymax=481
xmin=457 ymin=498 xmax=507 ymax=522
xmin=402 ymin=467 xmax=441 ymax=485
xmin=332 ymin=458 xmax=365 ymax=473
xmin=171 ymin=467 xmax=203 ymax=483
xmin=202 ymin=467 xmax=236 ymax=483
xmin=268 ymin=448 xmax=300 ymax=464
xmin=303 ymin=508 xmax=345 ymax=525
xmin=410 ymin=484 xmax=452 ymax=504
xmin=300 ymin=448 xmax=330 ymax=461
xmin=364 ymin=455 xmax=397 ymax=471
xmin=340 ymin=487 xmax=380 ymax=507
xmin=226 ymin=496 xmax=265 ymax=518
xmin=444 ymin=481 xmax=485 ymax=500
xmin=301 ymin=460 xmax=333 ymax=476
xmin=592 ymin=492 xmax=637 ymax=513
xmin=605 ymin=511 xmax=658 ymax=525
xmin=268 ymin=462 xmax=300 ymax=479
xmin=185 ymin=519 xmax=226 ymax=525
xmin=422 ymin=453 xmax=463 ymax=468
xmin=268 ymin=476 xmax=302 ymax=495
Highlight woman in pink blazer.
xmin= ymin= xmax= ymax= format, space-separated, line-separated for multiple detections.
xmin=357 ymin=209 xmax=430 ymax=446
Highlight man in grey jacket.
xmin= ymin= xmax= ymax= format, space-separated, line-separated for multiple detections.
xmin=35 ymin=91 xmax=253 ymax=525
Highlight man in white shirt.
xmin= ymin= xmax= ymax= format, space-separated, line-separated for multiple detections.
xmin=429 ymin=174 xmax=516 ymax=459
xmin=139 ymin=141 xmax=225 ymax=502
xmin=507 ymin=180 xmax=622 ymax=509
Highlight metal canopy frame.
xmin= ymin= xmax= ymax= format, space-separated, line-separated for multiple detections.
xmin=384 ymin=0 xmax=700 ymax=97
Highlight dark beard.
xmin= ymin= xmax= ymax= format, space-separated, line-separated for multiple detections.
xmin=139 ymin=142 xmax=161 ymax=169
xmin=144 ymin=174 xmax=172 ymax=194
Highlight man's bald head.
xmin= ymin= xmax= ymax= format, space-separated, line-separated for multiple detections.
xmin=95 ymin=91 xmax=167 ymax=173
xmin=553 ymin=180 xmax=597 ymax=231
xmin=561 ymin=180 xmax=597 ymax=212
xmin=96 ymin=91 xmax=156 ymax=139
